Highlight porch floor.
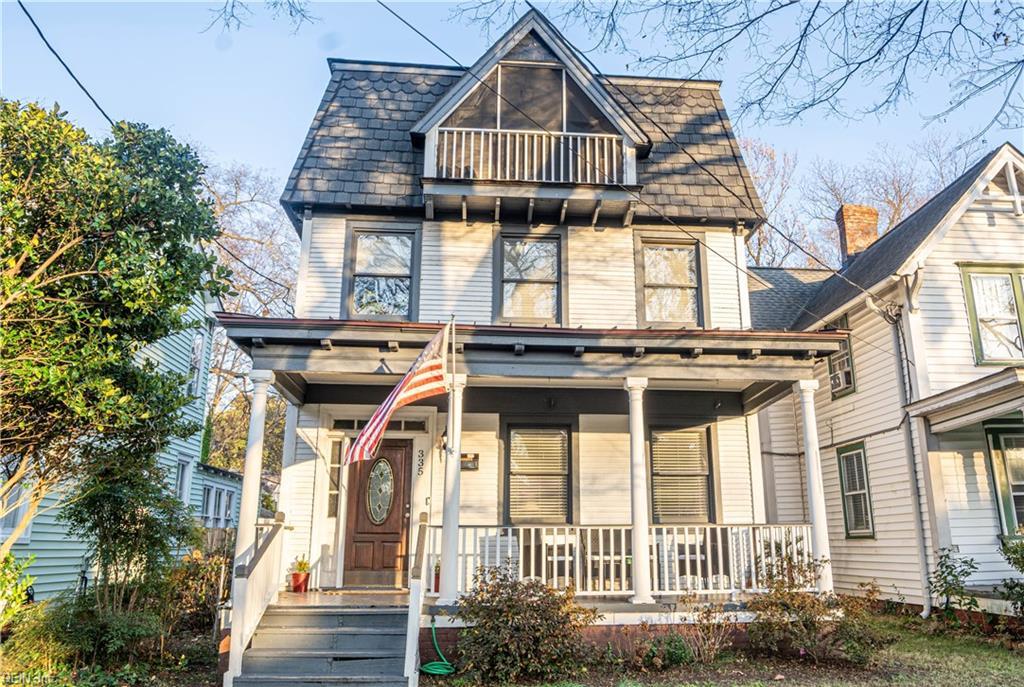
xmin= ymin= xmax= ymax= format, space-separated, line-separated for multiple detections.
xmin=278 ymin=589 xmax=409 ymax=608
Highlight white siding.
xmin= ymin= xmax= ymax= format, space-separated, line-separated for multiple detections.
xmin=716 ymin=415 xmax=754 ymax=523
xmin=568 ymin=226 xmax=637 ymax=328
xmin=454 ymin=413 xmax=500 ymax=525
xmin=936 ymin=424 xmax=1017 ymax=585
xmin=759 ymin=396 xmax=808 ymax=524
xmin=704 ymin=229 xmax=743 ymax=329
xmin=280 ymin=403 xmax=320 ymax=575
xmin=918 ymin=203 xmax=1024 ymax=394
xmin=419 ymin=222 xmax=493 ymax=324
xmin=578 ymin=414 xmax=631 ymax=525
xmin=297 ymin=215 xmax=345 ymax=318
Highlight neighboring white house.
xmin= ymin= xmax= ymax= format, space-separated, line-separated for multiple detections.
xmin=218 ymin=10 xmax=852 ymax=687
xmin=5 ymin=293 xmax=242 ymax=599
xmin=754 ymin=142 xmax=1024 ymax=613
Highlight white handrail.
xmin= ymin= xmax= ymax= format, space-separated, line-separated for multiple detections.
xmin=425 ymin=523 xmax=815 ymax=597
xmin=224 ymin=514 xmax=285 ymax=687
xmin=436 ymin=128 xmax=623 ymax=185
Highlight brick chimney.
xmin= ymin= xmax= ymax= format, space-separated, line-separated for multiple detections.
xmin=835 ymin=204 xmax=880 ymax=265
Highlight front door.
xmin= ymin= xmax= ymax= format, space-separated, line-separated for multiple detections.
xmin=344 ymin=439 xmax=412 ymax=587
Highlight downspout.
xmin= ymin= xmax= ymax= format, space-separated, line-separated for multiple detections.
xmin=866 ymin=283 xmax=933 ymax=618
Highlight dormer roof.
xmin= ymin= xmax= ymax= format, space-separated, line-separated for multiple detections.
xmin=409 ymin=10 xmax=650 ymax=150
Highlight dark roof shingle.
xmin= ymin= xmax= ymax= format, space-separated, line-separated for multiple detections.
xmin=748 ymin=267 xmax=832 ymax=330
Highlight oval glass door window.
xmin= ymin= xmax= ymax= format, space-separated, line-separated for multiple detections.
xmin=366 ymin=458 xmax=395 ymax=525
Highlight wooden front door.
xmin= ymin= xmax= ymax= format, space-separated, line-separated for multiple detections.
xmin=344 ymin=439 xmax=412 ymax=587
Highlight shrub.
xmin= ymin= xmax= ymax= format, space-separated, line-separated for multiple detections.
xmin=455 ymin=563 xmax=599 ymax=683
xmin=160 ymin=548 xmax=231 ymax=645
xmin=622 ymin=622 xmax=694 ymax=672
xmin=679 ymin=601 xmax=735 ymax=664
xmin=929 ymin=548 xmax=979 ymax=622
xmin=0 ymin=553 xmax=33 ymax=631
xmin=747 ymin=561 xmax=892 ymax=665
xmin=0 ymin=599 xmax=77 ymax=675
xmin=999 ymin=538 xmax=1024 ymax=617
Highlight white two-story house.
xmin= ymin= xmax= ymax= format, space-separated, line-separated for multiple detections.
xmin=754 ymin=143 xmax=1024 ymax=615
xmin=217 ymin=10 xmax=849 ymax=687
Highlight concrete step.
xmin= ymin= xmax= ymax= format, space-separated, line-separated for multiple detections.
xmin=242 ymin=652 xmax=404 ymax=677
xmin=259 ymin=606 xmax=407 ymax=630
xmin=250 ymin=626 xmax=405 ymax=651
xmin=233 ymin=677 xmax=407 ymax=687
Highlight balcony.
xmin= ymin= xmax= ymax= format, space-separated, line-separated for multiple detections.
xmin=422 ymin=127 xmax=641 ymax=225
xmin=424 ymin=523 xmax=815 ymax=598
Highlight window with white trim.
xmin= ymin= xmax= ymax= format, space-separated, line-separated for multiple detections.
xmin=223 ymin=491 xmax=235 ymax=528
xmin=838 ymin=443 xmax=874 ymax=537
xmin=175 ymin=460 xmax=190 ymax=501
xmin=201 ymin=486 xmax=213 ymax=527
xmin=0 ymin=482 xmax=29 ymax=540
xmin=650 ymin=428 xmax=712 ymax=523
xmin=507 ymin=427 xmax=570 ymax=524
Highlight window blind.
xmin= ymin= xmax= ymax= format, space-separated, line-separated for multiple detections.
xmin=508 ymin=428 xmax=569 ymax=523
xmin=650 ymin=429 xmax=710 ymax=523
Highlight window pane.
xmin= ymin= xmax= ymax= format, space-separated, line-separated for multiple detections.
xmin=644 ymin=286 xmax=698 ymax=323
xmin=644 ymin=245 xmax=696 ymax=286
xmin=355 ymin=233 xmax=412 ymax=275
xmin=651 ymin=430 xmax=708 ymax=474
xmin=971 ymin=273 xmax=1024 ymax=360
xmin=1015 ymin=494 xmax=1024 ymax=530
xmin=846 ymin=493 xmax=871 ymax=532
xmin=503 ymin=282 xmax=557 ymax=320
xmin=353 ymin=276 xmax=410 ymax=316
xmin=442 ymin=69 xmax=498 ymax=129
xmin=1004 ymin=436 xmax=1024 ymax=483
xmin=502 ymin=239 xmax=558 ymax=280
xmin=565 ymin=77 xmax=617 ymax=134
xmin=842 ymin=451 xmax=867 ymax=492
xmin=499 ymin=66 xmax=563 ymax=131
xmin=510 ymin=428 xmax=568 ymax=473
xmin=509 ymin=475 xmax=567 ymax=521
xmin=652 ymin=475 xmax=708 ymax=522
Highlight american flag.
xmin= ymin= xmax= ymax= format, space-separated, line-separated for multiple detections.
xmin=345 ymin=323 xmax=451 ymax=465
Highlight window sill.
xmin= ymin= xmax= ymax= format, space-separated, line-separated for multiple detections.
xmin=845 ymin=533 xmax=875 ymax=540
xmin=831 ymin=387 xmax=857 ymax=400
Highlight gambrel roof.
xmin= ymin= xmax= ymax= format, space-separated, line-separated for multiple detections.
xmin=281 ymin=12 xmax=763 ymax=227
xmin=748 ymin=142 xmax=1024 ymax=331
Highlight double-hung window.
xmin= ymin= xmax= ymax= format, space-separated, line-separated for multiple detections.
xmin=201 ymin=486 xmax=213 ymax=527
xmin=650 ymin=428 xmax=712 ymax=523
xmin=638 ymin=241 xmax=700 ymax=326
xmin=347 ymin=227 xmax=419 ymax=321
xmin=175 ymin=460 xmax=190 ymax=501
xmin=988 ymin=429 xmax=1024 ymax=535
xmin=0 ymin=481 xmax=30 ymax=542
xmin=223 ymin=492 xmax=235 ymax=527
xmin=498 ymin=235 xmax=561 ymax=323
xmin=826 ymin=315 xmax=856 ymax=397
xmin=962 ymin=265 xmax=1024 ymax=363
xmin=507 ymin=427 xmax=570 ymax=524
xmin=837 ymin=443 xmax=874 ymax=538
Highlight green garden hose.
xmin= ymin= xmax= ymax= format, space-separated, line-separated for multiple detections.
xmin=419 ymin=617 xmax=455 ymax=676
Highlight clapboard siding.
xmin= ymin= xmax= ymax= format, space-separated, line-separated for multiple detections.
xmin=419 ymin=222 xmax=493 ymax=324
xmin=716 ymin=415 xmax=754 ymax=523
xmin=297 ymin=215 xmax=346 ymax=318
xmin=918 ymin=203 xmax=1024 ymax=394
xmin=578 ymin=415 xmax=631 ymax=525
xmin=568 ymin=227 xmax=637 ymax=328
xmin=704 ymin=229 xmax=743 ymax=329
xmin=453 ymin=413 xmax=501 ymax=525
xmin=759 ymin=397 xmax=808 ymax=524
xmin=280 ymin=403 xmax=320 ymax=575
xmin=936 ymin=424 xmax=1017 ymax=585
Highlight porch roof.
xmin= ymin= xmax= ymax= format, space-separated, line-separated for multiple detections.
xmin=906 ymin=367 xmax=1024 ymax=434
xmin=217 ymin=314 xmax=846 ymax=412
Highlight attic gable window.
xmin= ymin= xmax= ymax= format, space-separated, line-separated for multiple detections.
xmin=442 ymin=64 xmax=616 ymax=135
xmin=962 ymin=265 xmax=1024 ymax=363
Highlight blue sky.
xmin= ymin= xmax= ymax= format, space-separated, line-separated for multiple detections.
xmin=3 ymin=1 xmax=1002 ymax=188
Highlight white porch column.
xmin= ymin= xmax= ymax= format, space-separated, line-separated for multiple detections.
xmin=234 ymin=369 xmax=272 ymax=566
xmin=794 ymin=379 xmax=834 ymax=594
xmin=625 ymin=377 xmax=655 ymax=604
xmin=438 ymin=373 xmax=467 ymax=605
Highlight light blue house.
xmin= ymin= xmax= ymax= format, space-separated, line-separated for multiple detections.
xmin=2 ymin=294 xmax=243 ymax=599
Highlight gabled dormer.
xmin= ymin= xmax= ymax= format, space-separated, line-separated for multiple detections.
xmin=411 ymin=10 xmax=651 ymax=225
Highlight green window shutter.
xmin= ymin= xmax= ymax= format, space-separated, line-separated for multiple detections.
xmin=650 ymin=429 xmax=710 ymax=523
xmin=508 ymin=428 xmax=569 ymax=523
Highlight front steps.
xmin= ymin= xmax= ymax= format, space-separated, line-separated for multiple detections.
xmin=234 ymin=605 xmax=409 ymax=687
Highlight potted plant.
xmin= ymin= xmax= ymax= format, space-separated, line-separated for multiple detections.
xmin=291 ymin=556 xmax=311 ymax=593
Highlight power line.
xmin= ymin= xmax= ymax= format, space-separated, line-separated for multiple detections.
xmin=16 ymin=0 xmax=115 ymax=128
xmin=375 ymin=0 xmax=898 ymax=360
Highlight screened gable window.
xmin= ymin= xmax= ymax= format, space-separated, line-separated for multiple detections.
xmin=826 ymin=315 xmax=856 ymax=396
xmin=348 ymin=230 xmax=416 ymax=320
xmin=650 ymin=428 xmax=711 ymax=523
xmin=500 ymin=236 xmax=560 ymax=322
xmin=442 ymin=63 xmax=616 ymax=135
xmin=508 ymin=427 xmax=569 ymax=523
xmin=838 ymin=444 xmax=873 ymax=537
xmin=641 ymin=242 xmax=700 ymax=326
xmin=964 ymin=266 xmax=1024 ymax=362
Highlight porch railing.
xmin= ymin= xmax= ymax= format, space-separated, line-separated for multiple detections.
xmin=436 ymin=128 xmax=624 ymax=185
xmin=425 ymin=523 xmax=814 ymax=597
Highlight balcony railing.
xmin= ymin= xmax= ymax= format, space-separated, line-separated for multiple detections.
xmin=436 ymin=128 xmax=624 ymax=185
xmin=425 ymin=523 xmax=814 ymax=597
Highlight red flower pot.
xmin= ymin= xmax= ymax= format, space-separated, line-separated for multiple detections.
xmin=291 ymin=572 xmax=310 ymax=593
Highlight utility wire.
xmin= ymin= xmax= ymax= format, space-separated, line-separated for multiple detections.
xmin=375 ymin=0 xmax=898 ymax=360
xmin=16 ymin=0 xmax=115 ymax=128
